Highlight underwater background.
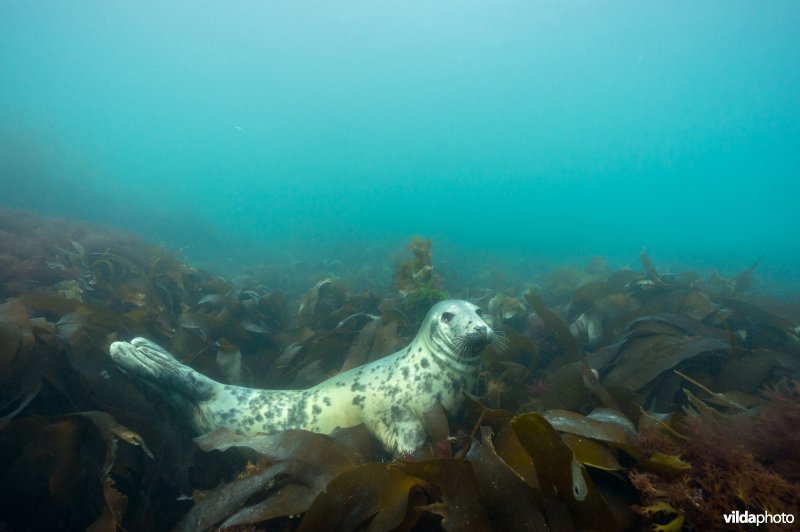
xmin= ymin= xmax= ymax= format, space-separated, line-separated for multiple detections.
xmin=2 ymin=3 xmax=800 ymax=530
xmin=2 ymin=0 xmax=799 ymax=288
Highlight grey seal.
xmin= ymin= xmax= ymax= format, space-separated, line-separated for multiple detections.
xmin=109 ymin=299 xmax=494 ymax=454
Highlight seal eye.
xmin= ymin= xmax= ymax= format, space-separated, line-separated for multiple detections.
xmin=475 ymin=308 xmax=483 ymax=317
xmin=441 ymin=312 xmax=454 ymax=323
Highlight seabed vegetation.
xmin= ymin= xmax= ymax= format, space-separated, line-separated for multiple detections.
xmin=0 ymin=207 xmax=798 ymax=531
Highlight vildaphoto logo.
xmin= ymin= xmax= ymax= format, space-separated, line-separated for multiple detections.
xmin=723 ymin=510 xmax=795 ymax=526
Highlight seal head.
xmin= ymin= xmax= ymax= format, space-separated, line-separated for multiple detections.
xmin=423 ymin=299 xmax=493 ymax=370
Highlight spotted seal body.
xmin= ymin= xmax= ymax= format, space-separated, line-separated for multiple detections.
xmin=109 ymin=299 xmax=493 ymax=454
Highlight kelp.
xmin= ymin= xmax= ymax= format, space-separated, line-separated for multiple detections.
xmin=2 ymin=209 xmax=800 ymax=531
xmin=567 ymin=269 xmax=642 ymax=324
xmin=5 ymin=357 xmax=627 ymax=530
xmin=463 ymin=430 xmax=549 ymax=531
xmin=524 ymin=290 xmax=583 ymax=363
xmin=300 ymin=462 xmax=433 ymax=531
xmin=0 ymin=299 xmax=37 ymax=428
xmin=480 ymin=360 xmax=531 ymax=411
xmin=705 ymin=253 xmax=765 ymax=296
xmin=298 ymin=410 xmax=628 ymax=531
xmin=561 ymin=434 xmax=624 ymax=472
xmin=296 ymin=278 xmax=348 ymax=330
xmin=463 ymin=400 xmax=635 ymax=529
xmin=177 ymin=426 xmax=370 ymax=530
xmin=513 ymin=412 xmax=621 ymax=531
xmin=0 ymin=411 xmax=151 ymax=531
xmin=340 ymin=316 xmax=400 ymax=371
xmin=602 ymin=331 xmax=730 ymax=391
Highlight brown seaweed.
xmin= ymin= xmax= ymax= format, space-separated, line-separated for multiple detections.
xmin=464 ymin=430 xmax=549 ymax=531
xmin=513 ymin=412 xmax=620 ymax=531
xmin=2 ymin=208 xmax=800 ymax=531
xmin=524 ymin=289 xmax=583 ymax=363
xmin=630 ymin=381 xmax=800 ymax=530
xmin=299 ymin=462 xmax=433 ymax=531
xmin=179 ymin=426 xmax=370 ymax=530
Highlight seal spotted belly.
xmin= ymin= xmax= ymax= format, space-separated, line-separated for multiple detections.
xmin=109 ymin=299 xmax=494 ymax=454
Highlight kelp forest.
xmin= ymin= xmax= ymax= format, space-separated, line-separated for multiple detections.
xmin=1 ymin=207 xmax=798 ymax=531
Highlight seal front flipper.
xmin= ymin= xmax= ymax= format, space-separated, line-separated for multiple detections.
xmin=373 ymin=406 xmax=427 ymax=456
xmin=109 ymin=337 xmax=216 ymax=402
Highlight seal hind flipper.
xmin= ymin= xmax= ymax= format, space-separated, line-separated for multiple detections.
xmin=110 ymin=337 xmax=216 ymax=402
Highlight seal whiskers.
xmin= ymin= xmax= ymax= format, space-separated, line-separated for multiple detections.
xmin=491 ymin=329 xmax=509 ymax=353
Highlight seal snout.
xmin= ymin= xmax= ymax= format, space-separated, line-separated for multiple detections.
xmin=471 ymin=322 xmax=494 ymax=344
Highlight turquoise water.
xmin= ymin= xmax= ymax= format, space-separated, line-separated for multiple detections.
xmin=1 ymin=1 xmax=799 ymax=282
